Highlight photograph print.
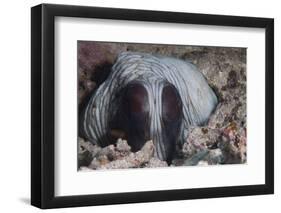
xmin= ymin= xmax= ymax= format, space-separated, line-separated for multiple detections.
xmin=78 ymin=41 xmax=247 ymax=170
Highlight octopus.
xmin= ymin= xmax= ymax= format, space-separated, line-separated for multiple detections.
xmin=80 ymin=52 xmax=218 ymax=163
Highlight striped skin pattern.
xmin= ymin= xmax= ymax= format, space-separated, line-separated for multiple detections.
xmin=81 ymin=52 xmax=218 ymax=161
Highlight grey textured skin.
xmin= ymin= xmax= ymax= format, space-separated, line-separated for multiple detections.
xmin=81 ymin=52 xmax=218 ymax=160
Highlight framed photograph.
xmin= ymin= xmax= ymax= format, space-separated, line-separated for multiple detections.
xmin=31 ymin=3 xmax=274 ymax=209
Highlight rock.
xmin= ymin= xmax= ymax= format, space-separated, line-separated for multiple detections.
xmin=78 ymin=42 xmax=127 ymax=105
xmin=182 ymin=127 xmax=220 ymax=158
xmin=85 ymin=140 xmax=155 ymax=170
xmin=205 ymin=149 xmax=223 ymax=165
xmin=208 ymin=102 xmax=236 ymax=129
xmin=78 ymin=137 xmax=100 ymax=167
xmin=116 ymin=138 xmax=131 ymax=153
xmin=218 ymin=124 xmax=247 ymax=164
xmin=146 ymin=158 xmax=168 ymax=167
xmin=135 ymin=140 xmax=154 ymax=163
xmin=98 ymin=145 xmax=116 ymax=161
xmin=182 ymin=150 xmax=209 ymax=166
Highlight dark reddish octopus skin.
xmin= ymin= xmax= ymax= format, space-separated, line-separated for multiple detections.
xmin=161 ymin=83 xmax=183 ymax=163
xmin=112 ymin=81 xmax=183 ymax=163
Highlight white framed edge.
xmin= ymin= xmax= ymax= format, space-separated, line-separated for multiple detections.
xmin=54 ymin=17 xmax=265 ymax=196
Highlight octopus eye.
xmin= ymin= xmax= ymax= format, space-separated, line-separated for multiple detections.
xmin=162 ymin=84 xmax=182 ymax=122
xmin=120 ymin=82 xmax=149 ymax=151
xmin=123 ymin=83 xmax=149 ymax=115
xmin=160 ymin=83 xmax=183 ymax=163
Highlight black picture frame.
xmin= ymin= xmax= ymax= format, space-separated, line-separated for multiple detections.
xmin=31 ymin=3 xmax=274 ymax=209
